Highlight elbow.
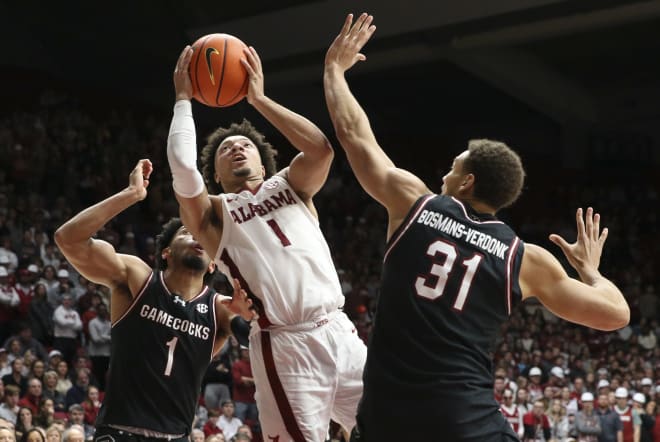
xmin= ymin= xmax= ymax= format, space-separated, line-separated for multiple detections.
xmin=611 ymin=303 xmax=631 ymax=331
xmin=53 ymin=227 xmax=68 ymax=250
xmin=598 ymin=303 xmax=631 ymax=332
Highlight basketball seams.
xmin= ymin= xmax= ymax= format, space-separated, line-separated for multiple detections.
xmin=224 ymin=67 xmax=249 ymax=107
xmin=193 ymin=34 xmax=212 ymax=106
xmin=214 ymin=37 xmax=228 ymax=106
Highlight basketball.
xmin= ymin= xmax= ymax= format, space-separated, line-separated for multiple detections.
xmin=189 ymin=33 xmax=249 ymax=107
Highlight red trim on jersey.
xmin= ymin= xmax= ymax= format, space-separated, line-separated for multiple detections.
xmin=505 ymin=237 xmax=521 ymax=315
xmin=384 ymin=194 xmax=435 ymax=263
xmin=260 ymin=331 xmax=306 ymax=442
xmin=220 ymin=249 xmax=273 ymax=329
xmin=112 ymin=271 xmax=154 ymax=327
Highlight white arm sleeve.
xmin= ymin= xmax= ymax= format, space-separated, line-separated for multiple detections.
xmin=167 ymin=100 xmax=205 ymax=198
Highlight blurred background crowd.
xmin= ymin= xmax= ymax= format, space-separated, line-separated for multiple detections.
xmin=0 ymin=86 xmax=657 ymax=442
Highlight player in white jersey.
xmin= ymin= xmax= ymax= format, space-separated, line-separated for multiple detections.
xmin=167 ymin=45 xmax=366 ymax=442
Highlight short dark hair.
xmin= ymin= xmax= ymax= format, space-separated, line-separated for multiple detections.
xmin=200 ymin=119 xmax=278 ymax=195
xmin=155 ymin=218 xmax=183 ymax=270
xmin=463 ymin=139 xmax=525 ymax=210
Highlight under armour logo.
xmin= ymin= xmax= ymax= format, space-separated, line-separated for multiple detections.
xmin=196 ymin=303 xmax=208 ymax=314
xmin=173 ymin=296 xmax=186 ymax=307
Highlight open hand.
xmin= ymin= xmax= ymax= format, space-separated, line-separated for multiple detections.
xmin=222 ymin=278 xmax=255 ymax=321
xmin=325 ymin=13 xmax=377 ymax=73
xmin=549 ymin=207 xmax=608 ymax=281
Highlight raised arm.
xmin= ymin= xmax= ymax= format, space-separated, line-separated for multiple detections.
xmin=241 ymin=46 xmax=333 ymax=202
xmin=54 ymin=160 xmax=152 ymax=293
xmin=520 ymin=207 xmax=629 ymax=331
xmin=169 ymin=46 xmax=223 ymax=253
xmin=323 ymin=14 xmax=429 ymax=226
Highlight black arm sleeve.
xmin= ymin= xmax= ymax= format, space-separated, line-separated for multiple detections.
xmin=230 ymin=316 xmax=251 ymax=347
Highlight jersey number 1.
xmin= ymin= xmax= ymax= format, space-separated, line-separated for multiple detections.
xmin=164 ymin=337 xmax=178 ymax=376
xmin=415 ymin=239 xmax=483 ymax=311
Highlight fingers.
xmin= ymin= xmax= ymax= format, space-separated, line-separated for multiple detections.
xmin=349 ymin=13 xmax=369 ymax=39
xmin=575 ymin=207 xmax=585 ymax=241
xmin=548 ymin=234 xmax=569 ymax=254
xmin=599 ymin=227 xmax=608 ymax=246
xmin=584 ymin=207 xmax=594 ymax=240
xmin=340 ymin=14 xmax=353 ymax=37
xmin=175 ymin=46 xmax=193 ymax=73
xmin=241 ymin=48 xmax=258 ymax=77
xmin=248 ymin=46 xmax=262 ymax=71
xmin=592 ymin=211 xmax=600 ymax=241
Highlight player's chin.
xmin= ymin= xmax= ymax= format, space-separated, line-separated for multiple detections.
xmin=232 ymin=166 xmax=252 ymax=177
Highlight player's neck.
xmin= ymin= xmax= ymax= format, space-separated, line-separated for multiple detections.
xmin=461 ymin=196 xmax=496 ymax=215
xmin=223 ymin=175 xmax=264 ymax=194
xmin=163 ymin=268 xmax=205 ymax=301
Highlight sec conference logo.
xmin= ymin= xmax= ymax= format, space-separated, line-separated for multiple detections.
xmin=196 ymin=303 xmax=208 ymax=314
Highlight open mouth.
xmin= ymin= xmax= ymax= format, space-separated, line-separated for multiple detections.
xmin=192 ymin=243 xmax=205 ymax=254
xmin=232 ymin=154 xmax=246 ymax=164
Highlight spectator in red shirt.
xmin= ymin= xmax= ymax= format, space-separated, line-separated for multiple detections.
xmin=17 ymin=378 xmax=42 ymax=415
xmin=203 ymin=408 xmax=223 ymax=438
xmin=81 ymin=385 xmax=102 ymax=425
xmin=523 ymin=399 xmax=551 ymax=441
xmin=231 ymin=346 xmax=258 ymax=427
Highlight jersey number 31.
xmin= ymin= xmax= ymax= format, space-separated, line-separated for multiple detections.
xmin=415 ymin=239 xmax=483 ymax=311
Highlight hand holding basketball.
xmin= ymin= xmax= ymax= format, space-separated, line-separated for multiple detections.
xmin=240 ymin=46 xmax=265 ymax=106
xmin=173 ymin=46 xmax=194 ymax=101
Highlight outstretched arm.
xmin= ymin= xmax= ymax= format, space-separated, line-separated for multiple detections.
xmin=54 ymin=160 xmax=152 ymax=293
xmin=168 ymin=46 xmax=222 ymax=252
xmin=520 ymin=207 xmax=629 ymax=331
xmin=241 ymin=46 xmax=333 ymax=202
xmin=323 ymin=14 xmax=429 ymax=230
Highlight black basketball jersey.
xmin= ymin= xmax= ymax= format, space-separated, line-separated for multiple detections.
xmin=96 ymin=271 xmax=218 ymax=435
xmin=357 ymin=194 xmax=524 ymax=441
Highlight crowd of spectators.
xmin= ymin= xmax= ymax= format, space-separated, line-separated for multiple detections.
xmin=0 ymin=90 xmax=658 ymax=442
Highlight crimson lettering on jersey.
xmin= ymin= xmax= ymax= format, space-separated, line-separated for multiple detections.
xmin=229 ymin=190 xmax=297 ymax=224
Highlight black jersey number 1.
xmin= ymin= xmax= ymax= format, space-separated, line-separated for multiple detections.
xmin=415 ymin=239 xmax=483 ymax=311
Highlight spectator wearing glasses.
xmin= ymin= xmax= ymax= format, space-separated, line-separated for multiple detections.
xmin=500 ymin=388 xmax=523 ymax=439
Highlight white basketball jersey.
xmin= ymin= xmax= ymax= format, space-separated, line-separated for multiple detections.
xmin=214 ymin=175 xmax=344 ymax=327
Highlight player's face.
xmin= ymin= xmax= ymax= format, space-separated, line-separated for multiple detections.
xmin=441 ymin=150 xmax=470 ymax=197
xmin=215 ymin=135 xmax=265 ymax=185
xmin=168 ymin=226 xmax=211 ymax=271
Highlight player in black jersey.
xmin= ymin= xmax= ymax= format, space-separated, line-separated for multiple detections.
xmin=55 ymin=160 xmax=253 ymax=441
xmin=324 ymin=13 xmax=630 ymax=442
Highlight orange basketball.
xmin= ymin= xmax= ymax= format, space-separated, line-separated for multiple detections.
xmin=189 ymin=33 xmax=249 ymax=107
